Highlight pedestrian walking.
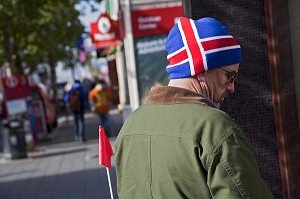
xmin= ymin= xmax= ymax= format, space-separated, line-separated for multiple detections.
xmin=114 ymin=17 xmax=273 ymax=198
xmin=89 ymin=79 xmax=112 ymax=137
xmin=64 ymin=80 xmax=88 ymax=142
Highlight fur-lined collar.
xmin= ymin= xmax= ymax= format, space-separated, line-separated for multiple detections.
xmin=144 ymin=86 xmax=216 ymax=108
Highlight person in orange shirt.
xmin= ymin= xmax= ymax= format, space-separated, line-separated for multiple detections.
xmin=89 ymin=79 xmax=112 ymax=136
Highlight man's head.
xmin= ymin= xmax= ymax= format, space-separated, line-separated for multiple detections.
xmin=165 ymin=17 xmax=242 ymax=106
xmin=196 ymin=63 xmax=239 ymax=106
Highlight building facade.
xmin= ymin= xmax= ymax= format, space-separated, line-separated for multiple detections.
xmin=184 ymin=0 xmax=300 ymax=198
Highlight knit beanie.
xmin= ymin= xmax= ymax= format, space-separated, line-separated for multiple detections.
xmin=165 ymin=17 xmax=242 ymax=79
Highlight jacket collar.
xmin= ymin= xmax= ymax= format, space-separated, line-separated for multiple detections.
xmin=144 ymin=86 xmax=219 ymax=108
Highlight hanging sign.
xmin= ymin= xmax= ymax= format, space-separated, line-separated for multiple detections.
xmin=90 ymin=12 xmax=121 ymax=49
xmin=131 ymin=3 xmax=183 ymax=38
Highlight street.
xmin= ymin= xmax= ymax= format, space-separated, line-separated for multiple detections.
xmin=0 ymin=109 xmax=123 ymax=199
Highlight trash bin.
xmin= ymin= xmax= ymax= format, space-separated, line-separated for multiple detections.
xmin=2 ymin=118 xmax=27 ymax=159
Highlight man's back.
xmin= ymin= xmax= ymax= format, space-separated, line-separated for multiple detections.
xmin=69 ymin=89 xmax=82 ymax=113
xmin=64 ymin=81 xmax=88 ymax=113
xmin=115 ymin=103 xmax=215 ymax=199
xmin=114 ymin=87 xmax=273 ymax=199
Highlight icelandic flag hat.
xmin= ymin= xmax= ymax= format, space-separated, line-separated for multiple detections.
xmin=166 ymin=17 xmax=242 ymax=79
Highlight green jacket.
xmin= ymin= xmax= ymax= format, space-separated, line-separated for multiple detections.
xmin=114 ymin=86 xmax=273 ymax=199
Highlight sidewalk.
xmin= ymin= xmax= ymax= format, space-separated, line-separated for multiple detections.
xmin=0 ymin=109 xmax=124 ymax=199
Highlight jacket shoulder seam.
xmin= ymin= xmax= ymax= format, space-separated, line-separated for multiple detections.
xmin=206 ymin=127 xmax=239 ymax=169
xmin=220 ymin=157 xmax=248 ymax=198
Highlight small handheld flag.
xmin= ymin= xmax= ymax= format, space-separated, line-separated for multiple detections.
xmin=98 ymin=126 xmax=113 ymax=168
xmin=98 ymin=125 xmax=114 ymax=199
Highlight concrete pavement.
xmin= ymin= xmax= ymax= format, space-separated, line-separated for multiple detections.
xmin=0 ymin=109 xmax=124 ymax=199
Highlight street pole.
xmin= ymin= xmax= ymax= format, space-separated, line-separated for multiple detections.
xmin=123 ymin=0 xmax=140 ymax=111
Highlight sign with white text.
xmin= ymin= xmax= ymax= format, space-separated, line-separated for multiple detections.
xmin=131 ymin=3 xmax=183 ymax=38
xmin=90 ymin=12 xmax=121 ymax=49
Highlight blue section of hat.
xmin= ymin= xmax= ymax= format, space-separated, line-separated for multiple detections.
xmin=206 ymin=48 xmax=242 ymax=70
xmin=165 ymin=23 xmax=184 ymax=55
xmin=194 ymin=17 xmax=229 ymax=39
xmin=166 ymin=61 xmax=191 ymax=79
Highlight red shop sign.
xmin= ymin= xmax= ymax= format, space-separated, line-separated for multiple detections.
xmin=131 ymin=4 xmax=183 ymax=38
xmin=1 ymin=75 xmax=31 ymax=100
xmin=90 ymin=12 xmax=121 ymax=49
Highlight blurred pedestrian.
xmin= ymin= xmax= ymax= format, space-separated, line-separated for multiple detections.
xmin=82 ymin=77 xmax=93 ymax=92
xmin=114 ymin=17 xmax=273 ymax=198
xmin=89 ymin=79 xmax=112 ymax=136
xmin=64 ymin=80 xmax=88 ymax=142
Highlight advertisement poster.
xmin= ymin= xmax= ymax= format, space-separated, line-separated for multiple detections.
xmin=131 ymin=2 xmax=183 ymax=103
xmin=134 ymin=35 xmax=169 ymax=102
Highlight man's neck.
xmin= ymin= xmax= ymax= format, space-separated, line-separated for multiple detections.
xmin=168 ymin=76 xmax=205 ymax=95
xmin=168 ymin=76 xmax=219 ymax=109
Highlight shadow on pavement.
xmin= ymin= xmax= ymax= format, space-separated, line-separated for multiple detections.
xmin=37 ymin=109 xmax=123 ymax=147
xmin=30 ymin=147 xmax=87 ymax=159
xmin=0 ymin=108 xmax=123 ymax=199
xmin=0 ymin=167 xmax=118 ymax=199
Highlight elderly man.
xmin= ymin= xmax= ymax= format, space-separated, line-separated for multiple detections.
xmin=114 ymin=17 xmax=273 ymax=199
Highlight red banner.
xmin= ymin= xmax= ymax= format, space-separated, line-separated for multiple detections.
xmin=90 ymin=12 xmax=121 ymax=49
xmin=131 ymin=5 xmax=183 ymax=38
xmin=1 ymin=75 xmax=31 ymax=101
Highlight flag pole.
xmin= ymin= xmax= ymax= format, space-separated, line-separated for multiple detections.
xmin=106 ymin=167 xmax=114 ymax=199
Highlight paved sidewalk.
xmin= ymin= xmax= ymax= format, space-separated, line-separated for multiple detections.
xmin=0 ymin=109 xmax=124 ymax=199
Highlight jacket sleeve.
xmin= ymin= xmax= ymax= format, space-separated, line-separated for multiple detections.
xmin=206 ymin=128 xmax=274 ymax=199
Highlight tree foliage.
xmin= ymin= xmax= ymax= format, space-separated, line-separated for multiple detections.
xmin=0 ymin=0 xmax=84 ymax=75
xmin=0 ymin=0 xmax=84 ymax=111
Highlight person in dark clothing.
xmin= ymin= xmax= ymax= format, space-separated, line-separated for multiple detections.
xmin=64 ymin=80 xmax=89 ymax=142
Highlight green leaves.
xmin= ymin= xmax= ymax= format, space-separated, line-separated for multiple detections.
xmin=0 ymin=0 xmax=84 ymax=75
